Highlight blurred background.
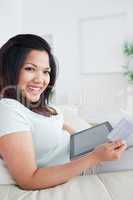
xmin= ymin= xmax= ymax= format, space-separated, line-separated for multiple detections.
xmin=1 ymin=0 xmax=133 ymax=125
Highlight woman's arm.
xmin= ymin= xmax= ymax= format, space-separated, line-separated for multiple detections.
xmin=63 ymin=122 xmax=76 ymax=135
xmin=26 ymin=140 xmax=126 ymax=190
xmin=0 ymin=132 xmax=97 ymax=190
xmin=0 ymin=132 xmax=126 ymax=190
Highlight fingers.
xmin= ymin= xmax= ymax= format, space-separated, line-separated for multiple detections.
xmin=115 ymin=143 xmax=127 ymax=153
xmin=108 ymin=139 xmax=126 ymax=149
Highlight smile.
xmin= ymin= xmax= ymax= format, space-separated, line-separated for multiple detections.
xmin=27 ymin=86 xmax=43 ymax=93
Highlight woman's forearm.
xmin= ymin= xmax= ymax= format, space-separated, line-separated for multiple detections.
xmin=20 ymin=152 xmax=99 ymax=190
xmin=63 ymin=122 xmax=76 ymax=134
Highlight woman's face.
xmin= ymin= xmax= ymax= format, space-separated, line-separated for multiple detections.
xmin=18 ymin=50 xmax=51 ymax=103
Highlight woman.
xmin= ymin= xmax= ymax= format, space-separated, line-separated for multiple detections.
xmin=0 ymin=34 xmax=126 ymax=190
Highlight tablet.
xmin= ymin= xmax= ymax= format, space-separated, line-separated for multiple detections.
xmin=70 ymin=121 xmax=112 ymax=159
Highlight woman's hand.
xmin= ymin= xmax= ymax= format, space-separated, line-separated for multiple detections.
xmin=63 ymin=122 xmax=76 ymax=135
xmin=92 ymin=139 xmax=127 ymax=163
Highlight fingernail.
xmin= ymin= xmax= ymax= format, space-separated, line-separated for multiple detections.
xmin=122 ymin=140 xmax=126 ymax=145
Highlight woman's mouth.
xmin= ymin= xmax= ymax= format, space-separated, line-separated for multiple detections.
xmin=27 ymin=86 xmax=43 ymax=94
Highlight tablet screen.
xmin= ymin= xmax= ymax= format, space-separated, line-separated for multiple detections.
xmin=70 ymin=121 xmax=112 ymax=159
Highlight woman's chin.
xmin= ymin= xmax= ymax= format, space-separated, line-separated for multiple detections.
xmin=26 ymin=94 xmax=41 ymax=103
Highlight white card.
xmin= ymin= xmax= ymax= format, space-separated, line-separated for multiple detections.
xmin=107 ymin=118 xmax=133 ymax=141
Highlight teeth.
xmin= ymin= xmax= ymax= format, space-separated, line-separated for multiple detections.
xmin=28 ymin=87 xmax=41 ymax=91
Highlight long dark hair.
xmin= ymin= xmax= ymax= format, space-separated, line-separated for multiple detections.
xmin=0 ymin=34 xmax=58 ymax=116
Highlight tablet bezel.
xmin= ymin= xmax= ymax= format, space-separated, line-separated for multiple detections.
xmin=70 ymin=121 xmax=113 ymax=160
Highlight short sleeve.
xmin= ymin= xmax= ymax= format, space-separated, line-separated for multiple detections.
xmin=0 ymin=103 xmax=31 ymax=137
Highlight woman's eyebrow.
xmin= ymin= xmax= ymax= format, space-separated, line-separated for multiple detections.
xmin=25 ymin=62 xmax=51 ymax=70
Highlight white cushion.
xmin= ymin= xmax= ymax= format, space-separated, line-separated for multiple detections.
xmin=0 ymin=171 xmax=133 ymax=199
xmin=57 ymin=105 xmax=92 ymax=131
xmin=0 ymin=159 xmax=15 ymax=184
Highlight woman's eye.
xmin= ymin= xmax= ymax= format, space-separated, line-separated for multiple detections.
xmin=25 ymin=67 xmax=35 ymax=71
xmin=43 ymin=71 xmax=50 ymax=74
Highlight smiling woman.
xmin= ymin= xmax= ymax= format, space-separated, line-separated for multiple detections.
xmin=18 ymin=50 xmax=51 ymax=103
xmin=0 ymin=34 xmax=127 ymax=190
xmin=0 ymin=34 xmax=57 ymax=115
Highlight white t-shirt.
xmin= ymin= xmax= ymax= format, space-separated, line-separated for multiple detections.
xmin=0 ymin=98 xmax=70 ymax=167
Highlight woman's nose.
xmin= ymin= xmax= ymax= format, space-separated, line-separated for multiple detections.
xmin=33 ymin=71 xmax=44 ymax=83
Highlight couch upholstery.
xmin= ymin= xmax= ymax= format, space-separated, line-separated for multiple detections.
xmin=0 ymin=104 xmax=133 ymax=200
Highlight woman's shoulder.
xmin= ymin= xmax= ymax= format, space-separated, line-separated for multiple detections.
xmin=0 ymin=98 xmax=31 ymax=120
xmin=0 ymin=97 xmax=20 ymax=106
xmin=0 ymin=97 xmax=20 ymax=104
xmin=0 ymin=98 xmax=28 ymax=112
xmin=0 ymin=98 xmax=32 ymax=138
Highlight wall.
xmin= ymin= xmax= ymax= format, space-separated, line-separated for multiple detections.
xmin=0 ymin=0 xmax=22 ymax=46
xmin=21 ymin=0 xmax=133 ymax=118
xmin=1 ymin=0 xmax=133 ymax=120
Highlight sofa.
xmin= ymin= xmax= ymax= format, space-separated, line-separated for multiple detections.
xmin=0 ymin=105 xmax=133 ymax=200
